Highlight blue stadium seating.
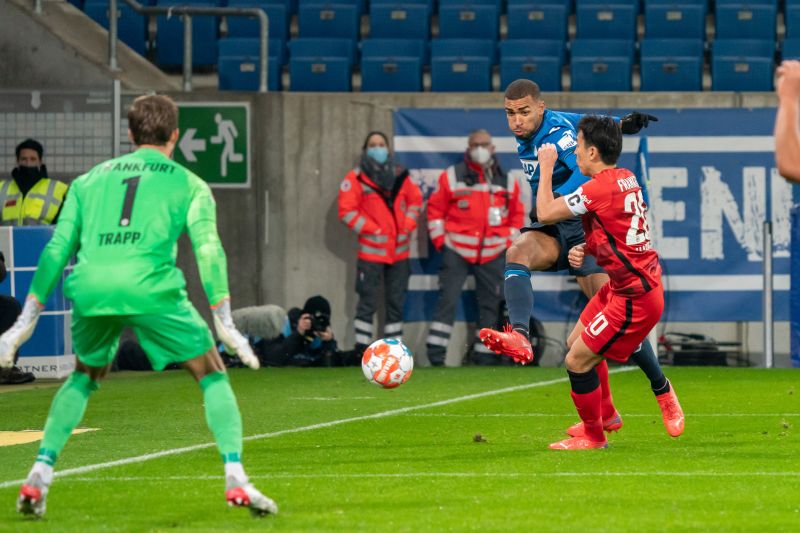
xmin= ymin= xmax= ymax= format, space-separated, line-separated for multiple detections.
xmin=289 ymin=37 xmax=356 ymax=91
xmin=783 ymin=38 xmax=800 ymax=60
xmin=156 ymin=0 xmax=221 ymax=68
xmin=640 ymin=38 xmax=704 ymax=91
xmin=84 ymin=0 xmax=148 ymax=56
xmin=369 ymin=4 xmax=430 ymax=39
xmin=570 ymin=39 xmax=634 ymax=91
xmin=218 ymin=38 xmax=285 ymax=91
xmin=430 ymin=39 xmax=494 ymax=91
xmin=575 ymin=0 xmax=637 ymax=41
xmin=439 ymin=0 xmax=503 ymax=9
xmin=506 ymin=3 xmax=569 ymax=41
xmin=226 ymin=1 xmax=290 ymax=40
xmin=644 ymin=1 xmax=705 ymax=39
xmin=711 ymin=39 xmax=774 ymax=91
xmin=785 ymin=0 xmax=800 ymax=40
xmin=438 ymin=4 xmax=500 ymax=40
xmin=360 ymin=39 xmax=425 ymax=91
xmin=714 ymin=1 xmax=777 ymax=40
xmin=370 ymin=0 xmax=434 ymax=15
xmin=298 ymin=3 xmax=360 ymax=39
xmin=499 ymin=39 xmax=565 ymax=92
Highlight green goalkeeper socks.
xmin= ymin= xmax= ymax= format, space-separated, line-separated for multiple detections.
xmin=37 ymin=371 xmax=99 ymax=466
xmin=199 ymin=372 xmax=243 ymax=463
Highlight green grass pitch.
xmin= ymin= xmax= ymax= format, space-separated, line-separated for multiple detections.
xmin=0 ymin=366 xmax=798 ymax=531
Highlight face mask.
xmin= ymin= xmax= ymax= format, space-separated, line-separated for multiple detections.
xmin=367 ymin=146 xmax=389 ymax=165
xmin=16 ymin=165 xmax=41 ymax=180
xmin=470 ymin=146 xmax=492 ymax=165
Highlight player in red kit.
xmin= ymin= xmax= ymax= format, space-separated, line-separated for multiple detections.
xmin=533 ymin=115 xmax=683 ymax=450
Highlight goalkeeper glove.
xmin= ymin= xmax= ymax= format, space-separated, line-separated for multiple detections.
xmin=0 ymin=296 xmax=43 ymax=369
xmin=620 ymin=112 xmax=658 ymax=134
xmin=212 ymin=298 xmax=260 ymax=370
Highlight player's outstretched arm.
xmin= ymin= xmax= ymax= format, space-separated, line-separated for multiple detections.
xmin=775 ymin=61 xmax=800 ymax=182
xmin=187 ymin=181 xmax=260 ymax=369
xmin=620 ymin=112 xmax=658 ymax=134
xmin=536 ymin=144 xmax=576 ymax=224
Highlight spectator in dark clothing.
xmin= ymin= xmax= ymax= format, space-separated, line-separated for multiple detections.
xmin=256 ymin=296 xmax=338 ymax=367
xmin=0 ymin=251 xmax=35 ymax=384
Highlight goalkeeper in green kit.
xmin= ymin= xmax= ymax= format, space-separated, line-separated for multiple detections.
xmin=0 ymin=95 xmax=277 ymax=518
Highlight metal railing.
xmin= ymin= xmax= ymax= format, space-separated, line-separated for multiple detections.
xmin=33 ymin=0 xmax=269 ymax=92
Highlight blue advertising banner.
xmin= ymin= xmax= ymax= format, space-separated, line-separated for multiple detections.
xmin=395 ymin=108 xmax=795 ymax=323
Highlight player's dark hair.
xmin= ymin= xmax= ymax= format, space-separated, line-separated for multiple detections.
xmin=15 ymin=138 xmax=43 ymax=160
xmin=127 ymin=94 xmax=178 ymax=146
xmin=504 ymin=79 xmax=541 ymax=101
xmin=577 ymin=115 xmax=622 ymax=165
xmin=362 ymin=131 xmax=390 ymax=151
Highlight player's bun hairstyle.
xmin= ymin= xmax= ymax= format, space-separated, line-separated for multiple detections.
xmin=577 ymin=115 xmax=622 ymax=165
xmin=127 ymin=94 xmax=179 ymax=147
xmin=504 ymin=79 xmax=541 ymax=101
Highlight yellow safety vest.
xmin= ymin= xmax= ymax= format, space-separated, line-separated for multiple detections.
xmin=0 ymin=178 xmax=69 ymax=226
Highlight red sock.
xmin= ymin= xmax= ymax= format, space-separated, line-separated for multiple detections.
xmin=570 ymin=387 xmax=606 ymax=443
xmin=595 ymin=359 xmax=617 ymax=420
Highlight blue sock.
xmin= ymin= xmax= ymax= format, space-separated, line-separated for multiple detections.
xmin=504 ymin=262 xmax=532 ymax=335
xmin=629 ymin=339 xmax=669 ymax=395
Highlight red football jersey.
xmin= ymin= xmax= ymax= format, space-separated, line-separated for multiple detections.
xmin=564 ymin=167 xmax=662 ymax=295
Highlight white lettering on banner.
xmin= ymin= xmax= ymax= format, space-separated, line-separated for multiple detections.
xmin=771 ymin=168 xmax=793 ymax=258
xmin=701 ymin=166 xmax=763 ymax=261
xmin=649 ymin=167 xmax=689 ymax=259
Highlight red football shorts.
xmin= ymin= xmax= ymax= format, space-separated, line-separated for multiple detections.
xmin=579 ymin=283 xmax=664 ymax=363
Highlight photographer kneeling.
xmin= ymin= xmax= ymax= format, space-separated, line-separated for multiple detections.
xmin=256 ymin=296 xmax=338 ymax=367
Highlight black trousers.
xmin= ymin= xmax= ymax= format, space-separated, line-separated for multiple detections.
xmin=354 ymin=258 xmax=410 ymax=350
xmin=0 ymin=295 xmax=22 ymax=364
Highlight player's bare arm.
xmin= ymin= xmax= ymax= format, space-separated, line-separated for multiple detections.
xmin=775 ymin=60 xmax=800 ymax=182
xmin=534 ymin=143 xmax=575 ymax=224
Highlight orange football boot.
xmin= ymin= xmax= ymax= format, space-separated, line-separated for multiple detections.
xmin=566 ymin=411 xmax=623 ymax=437
xmin=549 ymin=436 xmax=608 ymax=450
xmin=478 ymin=324 xmax=534 ymax=364
xmin=656 ymin=381 xmax=685 ymax=437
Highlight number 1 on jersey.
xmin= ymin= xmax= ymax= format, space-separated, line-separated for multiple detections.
xmin=120 ymin=176 xmax=140 ymax=227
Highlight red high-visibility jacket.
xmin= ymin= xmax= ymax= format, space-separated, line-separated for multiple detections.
xmin=338 ymin=167 xmax=423 ymax=264
xmin=427 ymin=158 xmax=524 ymax=264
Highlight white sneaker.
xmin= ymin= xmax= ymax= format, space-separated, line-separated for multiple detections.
xmin=17 ymin=473 xmax=49 ymax=517
xmin=225 ymin=482 xmax=278 ymax=517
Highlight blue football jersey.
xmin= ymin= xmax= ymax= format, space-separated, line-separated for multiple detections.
xmin=516 ymin=109 xmax=588 ymax=197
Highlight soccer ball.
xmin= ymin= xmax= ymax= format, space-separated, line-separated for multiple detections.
xmin=361 ymin=338 xmax=414 ymax=389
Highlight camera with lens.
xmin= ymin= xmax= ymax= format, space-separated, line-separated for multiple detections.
xmin=309 ymin=311 xmax=330 ymax=333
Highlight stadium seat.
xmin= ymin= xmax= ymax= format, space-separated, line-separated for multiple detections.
xmin=226 ymin=0 xmax=290 ymax=40
xmin=430 ymin=39 xmax=494 ymax=91
xmin=360 ymin=39 xmax=425 ymax=91
xmin=644 ymin=1 xmax=705 ymax=39
xmin=506 ymin=3 xmax=569 ymax=42
xmin=438 ymin=4 xmax=500 ymax=41
xmin=640 ymin=38 xmax=703 ymax=91
xmin=714 ymin=1 xmax=776 ymax=40
xmin=368 ymin=4 xmax=430 ymax=40
xmin=370 ymin=0 xmax=434 ymax=15
xmin=783 ymin=38 xmax=800 ymax=60
xmin=439 ymin=0 xmax=503 ymax=10
xmin=569 ymin=39 xmax=634 ymax=91
xmin=711 ymin=39 xmax=774 ymax=91
xmin=575 ymin=0 xmax=637 ymax=41
xmin=499 ymin=39 xmax=565 ymax=92
xmin=83 ymin=0 xmax=148 ymax=56
xmin=297 ymin=3 xmax=360 ymax=39
xmin=786 ymin=0 xmax=800 ymax=40
xmin=218 ymin=38 xmax=285 ymax=91
xmin=155 ymin=0 xmax=221 ymax=68
xmin=289 ymin=37 xmax=356 ymax=91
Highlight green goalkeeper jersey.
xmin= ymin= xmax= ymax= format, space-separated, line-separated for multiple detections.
xmin=29 ymin=148 xmax=230 ymax=315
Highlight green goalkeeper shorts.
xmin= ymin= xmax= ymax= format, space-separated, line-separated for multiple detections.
xmin=71 ymin=299 xmax=215 ymax=371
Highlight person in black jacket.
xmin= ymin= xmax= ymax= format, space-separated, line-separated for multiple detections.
xmin=256 ymin=296 xmax=339 ymax=367
xmin=0 ymin=251 xmax=35 ymax=384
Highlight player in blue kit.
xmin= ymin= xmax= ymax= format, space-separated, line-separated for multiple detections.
xmin=480 ymin=80 xmax=684 ymax=439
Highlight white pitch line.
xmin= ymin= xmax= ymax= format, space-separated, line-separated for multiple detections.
xmin=59 ymin=471 xmax=800 ymax=482
xmin=0 ymin=370 xmax=635 ymax=490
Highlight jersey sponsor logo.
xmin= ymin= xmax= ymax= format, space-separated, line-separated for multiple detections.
xmin=97 ymin=231 xmax=142 ymax=246
xmin=520 ymin=159 xmax=539 ymax=179
xmin=548 ymin=126 xmax=561 ymax=135
xmin=557 ymin=131 xmax=577 ymax=150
